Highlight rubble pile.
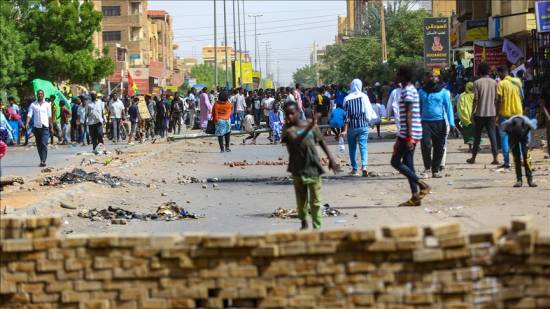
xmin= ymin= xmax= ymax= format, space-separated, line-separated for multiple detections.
xmin=271 ymin=204 xmax=342 ymax=219
xmin=77 ymin=202 xmax=204 ymax=222
xmin=41 ymin=168 xmax=131 ymax=188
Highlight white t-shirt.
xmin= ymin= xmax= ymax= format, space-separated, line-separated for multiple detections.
xmin=109 ymin=99 xmax=124 ymax=119
xmin=262 ymin=97 xmax=275 ymax=116
xmin=235 ymin=94 xmax=246 ymax=112
xmin=242 ymin=114 xmax=255 ymax=133
xmin=27 ymin=101 xmax=52 ymax=128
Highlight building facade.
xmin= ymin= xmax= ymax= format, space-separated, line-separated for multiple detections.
xmin=202 ymin=46 xmax=251 ymax=68
xmin=95 ymin=0 xmax=180 ymax=94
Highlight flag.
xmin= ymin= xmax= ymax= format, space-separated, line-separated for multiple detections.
xmin=127 ymin=72 xmax=140 ymax=96
xmin=502 ymin=39 xmax=524 ymax=64
xmin=32 ymin=79 xmax=71 ymax=119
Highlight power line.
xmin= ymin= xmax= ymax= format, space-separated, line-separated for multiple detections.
xmin=173 ymin=24 xmax=336 ymax=42
xmin=172 ymin=14 xmax=340 ymax=31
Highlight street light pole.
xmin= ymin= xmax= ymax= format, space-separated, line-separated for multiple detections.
xmin=223 ymin=0 xmax=229 ymax=89
xmin=214 ymin=0 xmax=218 ymax=89
xmin=248 ymin=14 xmax=262 ymax=71
xmin=232 ymin=0 xmax=237 ymax=88
xmin=237 ymin=0 xmax=242 ymax=88
xmin=242 ymin=0 xmax=247 ymax=61
xmin=380 ymin=0 xmax=388 ymax=63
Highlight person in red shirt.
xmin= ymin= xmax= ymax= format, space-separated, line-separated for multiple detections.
xmin=212 ymin=91 xmax=233 ymax=153
xmin=60 ymin=100 xmax=71 ymax=145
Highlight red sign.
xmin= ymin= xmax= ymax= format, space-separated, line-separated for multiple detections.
xmin=134 ymin=79 xmax=149 ymax=94
xmin=108 ymin=70 xmax=122 ymax=82
xmin=149 ymin=61 xmax=164 ymax=78
xmin=473 ymin=40 xmax=508 ymax=75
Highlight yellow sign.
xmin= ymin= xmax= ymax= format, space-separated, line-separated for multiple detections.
xmin=165 ymin=86 xmax=178 ymax=92
xmin=235 ymin=61 xmax=254 ymax=85
xmin=264 ymin=78 xmax=273 ymax=89
xmin=432 ymin=67 xmax=441 ymax=75
xmin=252 ymin=71 xmax=261 ymax=79
xmin=137 ymin=96 xmax=151 ymax=120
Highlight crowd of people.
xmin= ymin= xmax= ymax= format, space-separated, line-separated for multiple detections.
xmin=1 ymin=60 xmax=548 ymax=229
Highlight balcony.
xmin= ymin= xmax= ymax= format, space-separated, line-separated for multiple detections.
xmin=500 ymin=12 xmax=536 ymax=37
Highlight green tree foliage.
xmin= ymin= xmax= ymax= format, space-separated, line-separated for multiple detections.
xmin=21 ymin=0 xmax=114 ymax=85
xmin=0 ymin=14 xmax=26 ymax=98
xmin=1 ymin=0 xmax=114 ymax=95
xmin=189 ymin=64 xmax=231 ymax=89
xmin=292 ymin=64 xmax=317 ymax=88
xmin=318 ymin=3 xmax=429 ymax=85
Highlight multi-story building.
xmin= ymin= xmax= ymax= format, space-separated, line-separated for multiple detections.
xmin=420 ymin=0 xmax=456 ymax=17
xmin=96 ymin=0 xmax=179 ymax=94
xmin=202 ymin=46 xmax=251 ymax=68
xmin=174 ymin=57 xmax=198 ymax=77
xmin=336 ymin=0 xmax=366 ymax=43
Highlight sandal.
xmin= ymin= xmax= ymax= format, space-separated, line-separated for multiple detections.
xmin=398 ymin=197 xmax=421 ymax=207
xmin=349 ymin=170 xmax=360 ymax=177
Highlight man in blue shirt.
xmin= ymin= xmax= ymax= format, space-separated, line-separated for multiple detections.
xmin=419 ymin=72 xmax=455 ymax=178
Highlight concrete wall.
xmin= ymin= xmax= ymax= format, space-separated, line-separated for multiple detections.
xmin=1 ymin=217 xmax=549 ymax=308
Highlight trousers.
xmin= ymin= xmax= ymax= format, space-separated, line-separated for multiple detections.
xmin=472 ymin=116 xmax=498 ymax=157
xmin=89 ymin=122 xmax=104 ymax=151
xmin=510 ymin=137 xmax=533 ymax=181
xmin=293 ymin=176 xmax=322 ymax=229
xmin=421 ymin=120 xmax=447 ymax=172
xmin=347 ymin=126 xmax=369 ymax=171
xmin=391 ymin=138 xmax=420 ymax=194
xmin=33 ymin=127 xmax=50 ymax=163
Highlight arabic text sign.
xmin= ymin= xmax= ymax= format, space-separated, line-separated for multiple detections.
xmin=473 ymin=40 xmax=507 ymax=75
xmin=424 ymin=17 xmax=450 ymax=68
xmin=535 ymin=0 xmax=550 ymax=33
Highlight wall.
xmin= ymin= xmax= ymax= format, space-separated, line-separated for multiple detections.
xmin=1 ymin=217 xmax=549 ymax=309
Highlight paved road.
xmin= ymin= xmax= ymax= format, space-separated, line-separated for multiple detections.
xmin=0 ymin=142 xmax=129 ymax=179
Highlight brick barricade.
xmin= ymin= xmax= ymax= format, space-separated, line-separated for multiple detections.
xmin=1 ymin=216 xmax=549 ymax=308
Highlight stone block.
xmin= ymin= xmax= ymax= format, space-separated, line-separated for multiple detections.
xmin=259 ymin=297 xmax=288 ymax=308
xmin=202 ymin=234 xmax=236 ymax=248
xmin=511 ymin=216 xmax=533 ymax=232
xmin=32 ymin=238 xmax=59 ymax=250
xmin=1 ymin=239 xmax=33 ymax=252
xmin=142 ymin=298 xmax=168 ymax=309
xmin=251 ymin=245 xmax=279 ymax=257
xmin=279 ymin=242 xmax=307 ymax=256
xmin=395 ymin=237 xmax=423 ymax=250
xmin=413 ymin=248 xmax=444 ymax=262
xmin=367 ymin=239 xmax=396 ymax=252
xmin=382 ymin=225 xmax=419 ymax=238
xmin=347 ymin=262 xmax=376 ymax=273
xmin=444 ymin=247 xmax=471 ymax=259
xmin=426 ymin=222 xmax=461 ymax=237
xmin=74 ymin=280 xmax=102 ymax=291
xmin=348 ymin=230 xmax=376 ymax=242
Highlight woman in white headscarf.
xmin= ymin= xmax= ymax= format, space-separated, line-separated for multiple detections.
xmin=341 ymin=79 xmax=378 ymax=176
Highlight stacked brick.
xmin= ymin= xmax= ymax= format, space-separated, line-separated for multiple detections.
xmin=0 ymin=216 xmax=549 ymax=308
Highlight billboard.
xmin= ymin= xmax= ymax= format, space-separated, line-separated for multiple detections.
xmin=535 ymin=0 xmax=550 ymax=33
xmin=473 ymin=40 xmax=508 ymax=76
xmin=465 ymin=19 xmax=489 ymax=42
xmin=423 ymin=17 xmax=450 ymax=68
xmin=235 ymin=61 xmax=254 ymax=85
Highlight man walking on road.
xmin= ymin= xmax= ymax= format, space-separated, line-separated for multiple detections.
xmin=86 ymin=92 xmax=105 ymax=153
xmin=109 ymin=94 xmax=124 ymax=143
xmin=25 ymin=90 xmax=52 ymax=167
xmin=419 ymin=72 xmax=455 ymax=178
xmin=467 ymin=62 xmax=499 ymax=165
xmin=234 ymin=88 xmax=247 ymax=130
xmin=390 ymin=65 xmax=430 ymax=206
xmin=496 ymin=65 xmax=524 ymax=169
xmin=341 ymin=79 xmax=378 ymax=177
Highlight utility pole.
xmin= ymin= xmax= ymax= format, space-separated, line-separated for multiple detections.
xmin=214 ymin=0 xmax=218 ymax=88
xmin=262 ymin=41 xmax=270 ymax=78
xmin=223 ymin=0 xmax=229 ymax=89
xmin=379 ymin=0 xmax=388 ymax=63
xmin=248 ymin=14 xmax=262 ymax=71
xmin=232 ymin=0 xmax=237 ymax=88
xmin=237 ymin=0 xmax=242 ymax=88
xmin=242 ymin=0 xmax=247 ymax=62
xmin=313 ymin=41 xmax=320 ymax=87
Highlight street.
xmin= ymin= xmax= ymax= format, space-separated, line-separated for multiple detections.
xmin=2 ymin=128 xmax=549 ymax=236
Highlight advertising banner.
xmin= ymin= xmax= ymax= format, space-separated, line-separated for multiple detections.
xmin=424 ymin=17 xmax=450 ymax=68
xmin=535 ymin=0 xmax=550 ymax=33
xmin=473 ymin=40 xmax=508 ymax=75
xmin=465 ymin=19 xmax=489 ymax=41
xmin=137 ymin=96 xmax=151 ymax=120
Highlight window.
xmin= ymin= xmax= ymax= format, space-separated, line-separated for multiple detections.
xmin=116 ymin=48 xmax=126 ymax=61
xmin=103 ymin=31 xmax=121 ymax=42
xmin=102 ymin=6 xmax=120 ymax=16
xmin=130 ymin=27 xmax=142 ymax=42
xmin=130 ymin=2 xmax=141 ymax=15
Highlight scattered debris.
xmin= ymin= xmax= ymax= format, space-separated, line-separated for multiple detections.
xmin=177 ymin=175 xmax=200 ymax=184
xmin=42 ymin=168 xmax=134 ymax=188
xmin=271 ymin=204 xmax=343 ymax=219
xmin=111 ymin=219 xmax=127 ymax=225
xmin=40 ymin=167 xmax=54 ymax=173
xmin=0 ymin=176 xmax=25 ymax=187
xmin=77 ymin=202 xmax=204 ymax=222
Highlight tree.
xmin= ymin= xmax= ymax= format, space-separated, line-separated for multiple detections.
xmin=189 ymin=64 xmax=231 ymax=89
xmin=318 ymin=3 xmax=428 ymax=85
xmin=19 ymin=0 xmax=114 ymax=86
xmin=292 ymin=65 xmax=317 ymax=88
xmin=0 ymin=14 xmax=26 ymax=98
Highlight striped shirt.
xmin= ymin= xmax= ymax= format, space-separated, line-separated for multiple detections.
xmin=343 ymin=97 xmax=370 ymax=128
xmin=398 ymin=84 xmax=422 ymax=141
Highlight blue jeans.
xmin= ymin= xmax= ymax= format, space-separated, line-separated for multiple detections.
xmin=391 ymin=138 xmax=419 ymax=194
xmin=347 ymin=126 xmax=369 ymax=170
xmin=235 ymin=111 xmax=245 ymax=130
xmin=499 ymin=117 xmax=510 ymax=165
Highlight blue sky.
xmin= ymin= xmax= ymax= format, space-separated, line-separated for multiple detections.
xmin=148 ymin=0 xmax=346 ymax=85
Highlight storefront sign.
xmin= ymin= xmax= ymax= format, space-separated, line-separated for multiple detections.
xmin=465 ymin=19 xmax=488 ymax=41
xmin=473 ymin=40 xmax=508 ymax=75
xmin=423 ymin=17 xmax=450 ymax=68
xmin=129 ymin=54 xmax=141 ymax=60
xmin=535 ymin=0 xmax=550 ymax=33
